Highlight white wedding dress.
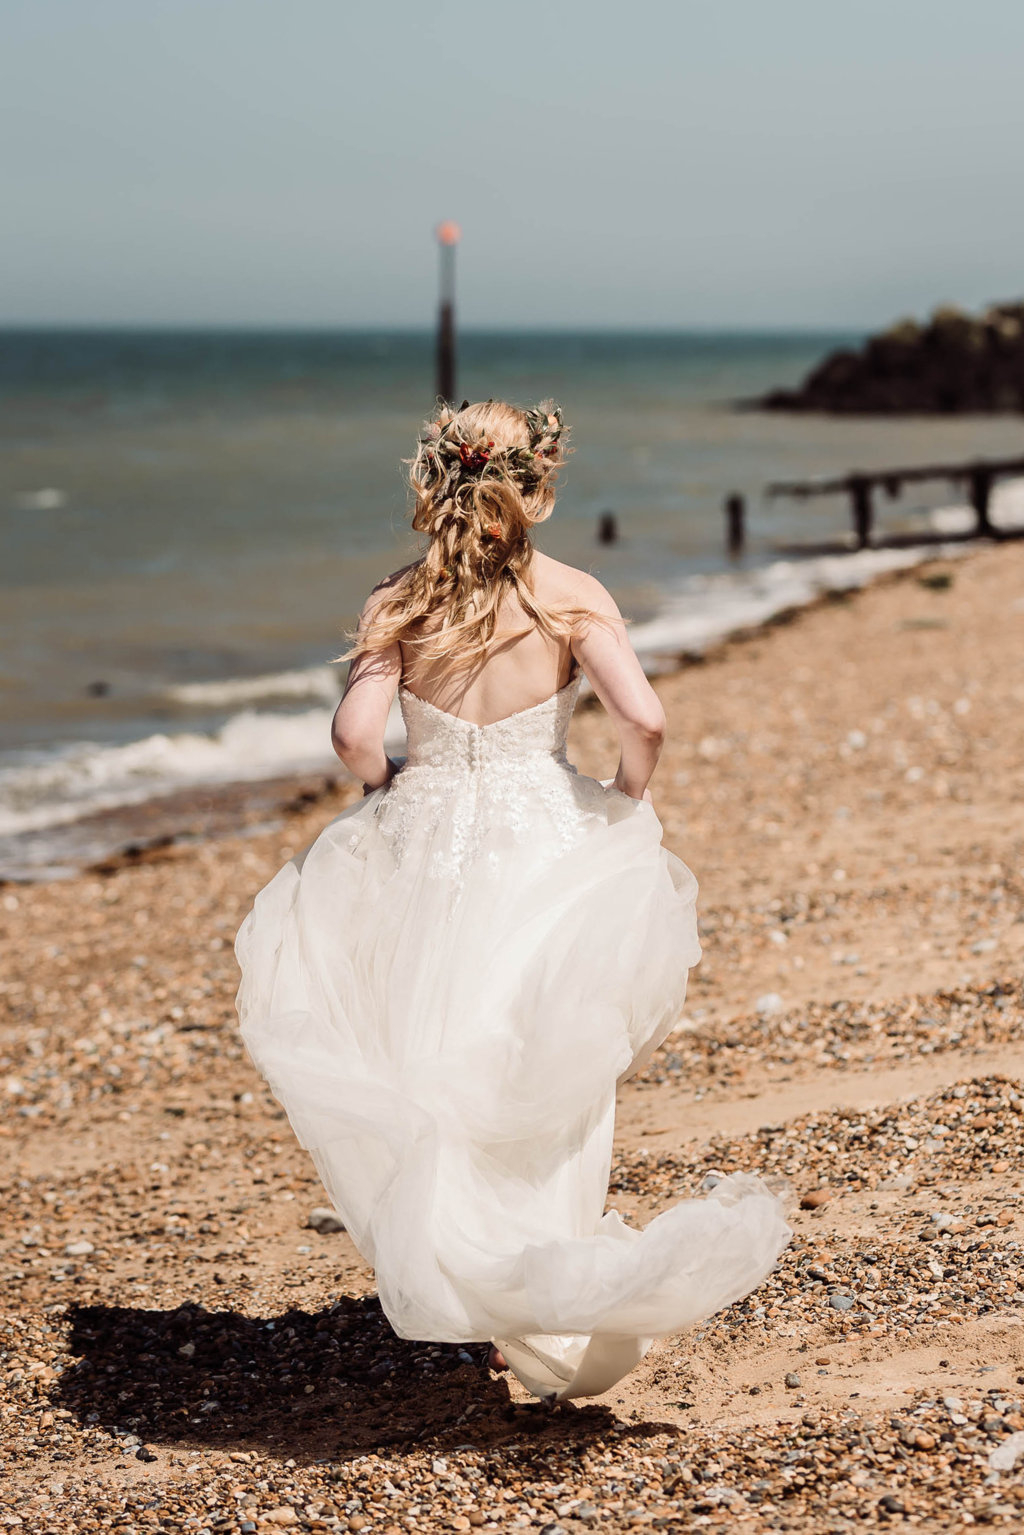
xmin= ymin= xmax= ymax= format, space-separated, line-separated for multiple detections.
xmin=235 ymin=674 xmax=793 ymax=1400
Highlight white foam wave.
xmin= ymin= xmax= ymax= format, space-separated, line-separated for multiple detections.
xmin=926 ymin=475 xmax=1024 ymax=537
xmin=164 ymin=665 xmax=342 ymax=709
xmin=0 ymin=709 xmax=337 ymax=840
xmin=0 ymin=699 xmax=409 ymax=843
xmin=628 ymin=545 xmax=946 ymax=664
xmin=12 ymin=487 xmax=66 ymax=511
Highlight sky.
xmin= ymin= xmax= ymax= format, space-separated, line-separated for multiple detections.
xmin=2 ymin=0 xmax=1024 ymax=330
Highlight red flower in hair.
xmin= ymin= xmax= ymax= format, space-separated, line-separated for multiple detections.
xmin=459 ymin=442 xmax=490 ymax=472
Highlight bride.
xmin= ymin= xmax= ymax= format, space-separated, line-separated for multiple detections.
xmin=235 ymin=398 xmax=792 ymax=1402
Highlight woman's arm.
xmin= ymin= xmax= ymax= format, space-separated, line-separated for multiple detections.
xmin=569 ymin=574 xmax=666 ymax=801
xmin=331 ymin=589 xmax=402 ymax=792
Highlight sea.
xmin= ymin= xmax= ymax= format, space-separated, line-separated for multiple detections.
xmin=3 ymin=327 xmax=1024 ymax=879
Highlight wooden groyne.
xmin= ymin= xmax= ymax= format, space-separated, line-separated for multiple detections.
xmin=722 ymin=453 xmax=1024 ymax=555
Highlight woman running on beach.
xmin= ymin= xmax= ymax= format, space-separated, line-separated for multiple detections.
xmin=235 ymin=397 xmax=792 ymax=1401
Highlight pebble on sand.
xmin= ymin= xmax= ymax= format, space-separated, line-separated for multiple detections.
xmin=307 ymin=1207 xmax=346 ymax=1234
xmin=799 ymin=1188 xmax=832 ymax=1209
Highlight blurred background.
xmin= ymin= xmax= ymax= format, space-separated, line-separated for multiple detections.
xmin=2 ymin=0 xmax=1024 ymax=874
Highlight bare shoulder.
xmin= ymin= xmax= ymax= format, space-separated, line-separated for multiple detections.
xmin=359 ymin=560 xmax=421 ymax=622
xmin=529 ymin=551 xmax=621 ymax=617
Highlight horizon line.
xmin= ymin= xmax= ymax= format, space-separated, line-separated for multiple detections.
xmin=0 ymin=320 xmax=863 ymax=337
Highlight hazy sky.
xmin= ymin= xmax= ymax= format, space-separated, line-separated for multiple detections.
xmin=3 ymin=0 xmax=1024 ymax=329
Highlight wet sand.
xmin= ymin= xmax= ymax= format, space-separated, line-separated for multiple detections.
xmin=2 ymin=542 xmax=1023 ymax=1531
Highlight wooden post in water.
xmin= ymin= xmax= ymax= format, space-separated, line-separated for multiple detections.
xmin=435 ymin=221 xmax=460 ymax=404
xmin=597 ymin=511 xmax=618 ymax=545
xmin=969 ymin=465 xmax=994 ymax=535
xmin=850 ymin=475 xmax=873 ymax=548
xmin=725 ymin=493 xmax=745 ymax=557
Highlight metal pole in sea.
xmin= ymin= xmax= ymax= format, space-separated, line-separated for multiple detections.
xmin=435 ymin=221 xmax=460 ymax=405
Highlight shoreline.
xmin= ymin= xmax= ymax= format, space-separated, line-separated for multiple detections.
xmin=0 ymin=768 xmax=354 ymax=884
xmin=1 ymin=525 xmax=1016 ymax=885
xmin=5 ymin=470 xmax=1023 ymax=883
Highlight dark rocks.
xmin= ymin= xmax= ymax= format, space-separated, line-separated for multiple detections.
xmin=761 ymin=299 xmax=1024 ymax=414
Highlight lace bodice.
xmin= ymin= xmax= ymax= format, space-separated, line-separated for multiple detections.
xmin=400 ymin=675 xmax=582 ymax=768
xmin=365 ymin=675 xmax=592 ymax=897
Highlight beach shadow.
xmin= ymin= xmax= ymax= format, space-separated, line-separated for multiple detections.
xmin=56 ymin=1295 xmax=629 ymax=1462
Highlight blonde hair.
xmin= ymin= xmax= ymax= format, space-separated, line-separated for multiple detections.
xmin=340 ymin=397 xmax=600 ymax=669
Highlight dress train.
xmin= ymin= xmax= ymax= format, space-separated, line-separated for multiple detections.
xmin=235 ymin=677 xmax=793 ymax=1400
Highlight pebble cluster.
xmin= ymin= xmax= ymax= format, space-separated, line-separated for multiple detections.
xmin=4 ymin=1042 xmax=1023 ymax=1528
xmin=639 ymin=980 xmax=1023 ymax=1093
xmin=5 ymin=1324 xmax=1024 ymax=1532
xmin=614 ymin=1074 xmax=1024 ymax=1198
xmin=610 ymin=1074 xmax=1024 ymax=1351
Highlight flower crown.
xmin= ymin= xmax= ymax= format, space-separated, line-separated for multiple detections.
xmin=418 ymin=399 xmax=566 ymax=490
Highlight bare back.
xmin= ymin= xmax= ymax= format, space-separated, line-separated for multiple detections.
xmin=399 ymin=552 xmax=582 ymax=725
xmin=335 ymin=546 xmax=665 ymax=797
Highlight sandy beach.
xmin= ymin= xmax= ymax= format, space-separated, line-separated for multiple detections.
xmin=2 ymin=542 xmax=1023 ymax=1531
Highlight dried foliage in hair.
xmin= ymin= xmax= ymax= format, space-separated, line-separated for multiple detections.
xmin=339 ymin=398 xmax=603 ymax=669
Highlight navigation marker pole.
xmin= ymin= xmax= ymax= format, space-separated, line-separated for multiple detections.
xmin=435 ymin=221 xmax=460 ymax=406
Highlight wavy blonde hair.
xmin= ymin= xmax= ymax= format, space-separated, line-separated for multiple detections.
xmin=340 ymin=397 xmax=600 ymax=668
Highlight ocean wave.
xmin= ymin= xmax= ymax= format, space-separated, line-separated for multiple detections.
xmin=0 ymin=700 xmax=409 ymax=845
xmin=925 ymin=474 xmax=1024 ymax=537
xmin=0 ymin=709 xmax=337 ymax=840
xmin=11 ymin=487 xmax=66 ymax=511
xmin=164 ymin=665 xmax=342 ymax=709
xmin=628 ymin=545 xmax=948 ymax=663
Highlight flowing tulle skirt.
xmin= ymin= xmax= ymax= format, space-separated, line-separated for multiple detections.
xmin=235 ymin=763 xmax=793 ymax=1400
